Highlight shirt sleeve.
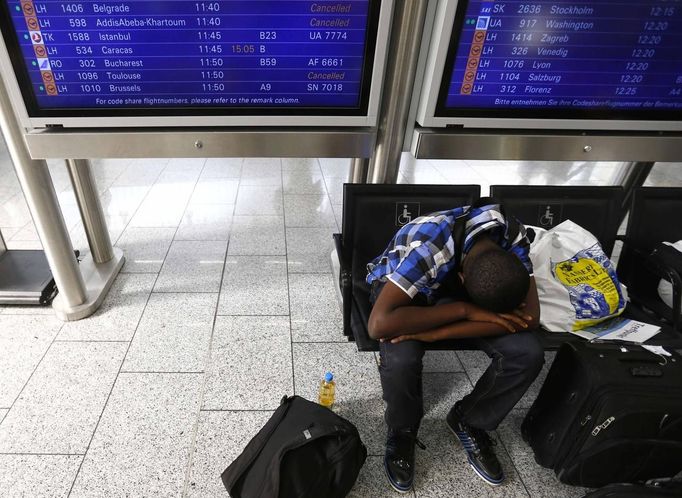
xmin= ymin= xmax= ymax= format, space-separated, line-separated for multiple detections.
xmin=387 ymin=241 xmax=442 ymax=298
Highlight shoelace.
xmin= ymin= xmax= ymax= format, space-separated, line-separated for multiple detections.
xmin=458 ymin=426 xmax=496 ymax=454
xmin=386 ymin=432 xmax=427 ymax=469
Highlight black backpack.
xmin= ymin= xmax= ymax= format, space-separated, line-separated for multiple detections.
xmin=221 ymin=395 xmax=367 ymax=498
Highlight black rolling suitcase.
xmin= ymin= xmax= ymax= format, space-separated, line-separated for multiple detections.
xmin=521 ymin=342 xmax=682 ymax=487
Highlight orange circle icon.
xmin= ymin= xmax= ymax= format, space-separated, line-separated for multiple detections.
xmin=461 ymin=83 xmax=472 ymax=93
xmin=34 ymin=45 xmax=46 ymax=57
xmin=467 ymin=58 xmax=479 ymax=69
xmin=26 ymin=17 xmax=38 ymax=30
xmin=46 ymin=84 xmax=57 ymax=95
xmin=464 ymin=71 xmax=475 ymax=82
xmin=21 ymin=2 xmax=35 ymax=16
xmin=474 ymin=31 xmax=485 ymax=43
xmin=470 ymin=45 xmax=482 ymax=56
xmin=41 ymin=71 xmax=54 ymax=83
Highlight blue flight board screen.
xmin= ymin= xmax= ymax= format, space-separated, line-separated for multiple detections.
xmin=0 ymin=0 xmax=380 ymax=116
xmin=437 ymin=0 xmax=682 ymax=121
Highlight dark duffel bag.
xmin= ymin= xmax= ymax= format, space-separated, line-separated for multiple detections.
xmin=221 ymin=395 xmax=367 ymax=498
xmin=521 ymin=342 xmax=682 ymax=487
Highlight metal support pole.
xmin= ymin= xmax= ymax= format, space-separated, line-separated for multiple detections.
xmin=368 ymin=0 xmax=429 ymax=184
xmin=0 ymin=75 xmax=87 ymax=308
xmin=349 ymin=158 xmax=369 ymax=184
xmin=66 ymin=159 xmax=114 ymax=264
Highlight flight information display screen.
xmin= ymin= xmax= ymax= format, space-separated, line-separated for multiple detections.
xmin=0 ymin=0 xmax=380 ymax=116
xmin=437 ymin=0 xmax=682 ymax=120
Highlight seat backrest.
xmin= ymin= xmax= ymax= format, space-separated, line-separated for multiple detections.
xmin=341 ymin=184 xmax=481 ymax=270
xmin=618 ymin=187 xmax=682 ymax=287
xmin=490 ymin=185 xmax=624 ymax=255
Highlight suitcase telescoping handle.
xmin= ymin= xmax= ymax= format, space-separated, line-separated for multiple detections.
xmin=617 ymin=351 xmax=666 ymax=376
xmin=588 ymin=343 xmax=671 ymax=372
xmin=590 ymin=343 xmax=670 ymax=363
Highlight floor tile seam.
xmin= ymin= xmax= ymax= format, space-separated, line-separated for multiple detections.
xmin=0 ymin=311 xmax=62 ymax=316
xmin=280 ymin=165 xmax=298 ymax=400
xmin=428 ymin=159 xmax=483 ymax=180
xmin=65 ymin=261 xmax=165 ymax=497
xmin=283 ymin=192 xmax=336 ymax=198
xmin=151 ymin=290 xmax=223 ymax=295
xmin=117 ymin=224 xmax=179 ymax=229
xmin=227 ymin=253 xmax=287 ymax=257
xmin=53 ymin=339 xmax=131 ymax=343
xmin=215 ymin=312 xmax=290 ymax=317
xmin=493 ymin=426 xmax=532 ymax=498
xmin=181 ymin=194 xmax=231 ymax=498
xmin=3 ymin=319 xmax=66 ymax=423
xmin=225 ymin=253 xmax=288 ymax=257
xmin=291 ymin=340 xmax=360 ymax=345
xmin=99 ymin=159 xmax=135 ymax=195
xmin=185 ymin=201 xmax=236 ymax=206
xmin=0 ymin=451 xmax=85 ymax=456
xmin=198 ymin=408 xmax=276 ymax=413
xmin=317 ymin=160 xmax=338 ymax=196
xmin=3 ymin=223 xmax=33 ymax=240
xmin=453 ymin=351 xmax=478 ymax=391
xmin=152 ymin=160 xmax=225 ymax=292
xmin=118 ymin=370 xmax=205 ymax=375
xmin=283 ymin=225 xmax=338 ymax=229
xmin=109 ymin=167 xmax=164 ymax=247
xmin=119 ymin=271 xmax=161 ymax=275
xmin=168 ymin=238 xmax=230 ymax=243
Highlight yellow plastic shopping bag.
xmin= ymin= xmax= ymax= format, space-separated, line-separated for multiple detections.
xmin=529 ymin=220 xmax=627 ymax=332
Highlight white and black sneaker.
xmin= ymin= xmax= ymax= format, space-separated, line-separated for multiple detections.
xmin=446 ymin=404 xmax=504 ymax=486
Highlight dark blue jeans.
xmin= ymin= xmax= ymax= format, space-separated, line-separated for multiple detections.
xmin=371 ymin=281 xmax=544 ymax=431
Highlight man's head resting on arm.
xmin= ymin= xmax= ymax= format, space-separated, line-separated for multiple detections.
xmin=461 ymin=241 xmax=530 ymax=314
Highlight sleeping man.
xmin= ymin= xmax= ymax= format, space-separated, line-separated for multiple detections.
xmin=367 ymin=200 xmax=543 ymax=492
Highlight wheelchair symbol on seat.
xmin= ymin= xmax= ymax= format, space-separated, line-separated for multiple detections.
xmin=395 ymin=202 xmax=420 ymax=226
xmin=537 ymin=203 xmax=563 ymax=228
xmin=540 ymin=205 xmax=554 ymax=227
xmin=398 ymin=205 xmax=412 ymax=224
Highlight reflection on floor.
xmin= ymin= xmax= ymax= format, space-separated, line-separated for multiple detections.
xmin=1 ymin=146 xmax=680 ymax=496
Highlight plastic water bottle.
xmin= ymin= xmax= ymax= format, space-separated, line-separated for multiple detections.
xmin=318 ymin=372 xmax=336 ymax=409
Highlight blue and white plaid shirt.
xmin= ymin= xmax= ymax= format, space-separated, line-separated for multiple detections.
xmin=366 ymin=204 xmax=533 ymax=299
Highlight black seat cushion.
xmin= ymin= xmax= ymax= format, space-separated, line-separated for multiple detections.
xmin=341 ymin=184 xmax=480 ymax=351
xmin=490 ymin=185 xmax=624 ymax=256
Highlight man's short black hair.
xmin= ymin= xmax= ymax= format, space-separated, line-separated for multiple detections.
xmin=463 ymin=248 xmax=530 ymax=313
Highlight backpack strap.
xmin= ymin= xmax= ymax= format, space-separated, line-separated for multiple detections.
xmin=452 ymin=213 xmax=467 ymax=268
xmin=470 ymin=196 xmax=521 ymax=246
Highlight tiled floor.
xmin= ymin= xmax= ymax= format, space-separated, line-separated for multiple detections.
xmin=1 ymin=139 xmax=681 ymax=497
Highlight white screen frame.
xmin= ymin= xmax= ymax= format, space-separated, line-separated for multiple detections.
xmin=0 ymin=0 xmax=394 ymax=129
xmin=416 ymin=0 xmax=682 ymax=132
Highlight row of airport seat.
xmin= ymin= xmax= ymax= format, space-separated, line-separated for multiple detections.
xmin=333 ymin=185 xmax=682 ymax=352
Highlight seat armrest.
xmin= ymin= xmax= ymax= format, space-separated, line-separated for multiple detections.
xmin=333 ymin=233 xmax=350 ymax=273
xmin=333 ymin=233 xmax=354 ymax=338
xmin=645 ymin=250 xmax=682 ymax=331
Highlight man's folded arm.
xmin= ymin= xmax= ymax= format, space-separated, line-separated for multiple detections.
xmin=368 ymin=277 xmax=540 ymax=341
xmin=368 ymin=281 xmax=468 ymax=340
